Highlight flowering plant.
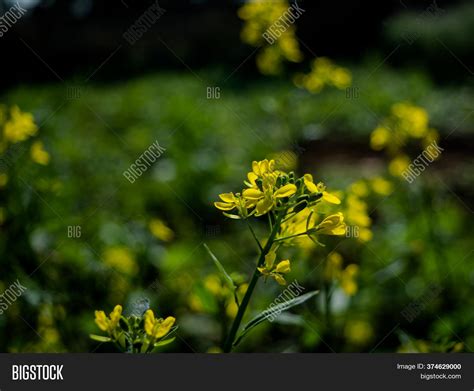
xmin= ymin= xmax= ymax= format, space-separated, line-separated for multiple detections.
xmin=211 ymin=159 xmax=346 ymax=351
xmin=90 ymin=305 xmax=177 ymax=353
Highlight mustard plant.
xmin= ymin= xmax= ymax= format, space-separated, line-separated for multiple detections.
xmin=211 ymin=159 xmax=346 ymax=352
xmin=90 ymin=304 xmax=177 ymax=353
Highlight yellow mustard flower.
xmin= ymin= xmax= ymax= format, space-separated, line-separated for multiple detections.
xmin=143 ymin=309 xmax=176 ymax=340
xmin=94 ymin=304 xmax=122 ymax=334
xmin=30 ymin=141 xmax=50 ymax=165
xmin=324 ymin=252 xmax=359 ymax=296
xmin=389 ymin=154 xmax=411 ymax=177
xmin=303 ymin=174 xmax=341 ymax=204
xmin=315 ymin=212 xmax=346 ymax=235
xmin=103 ymin=246 xmax=138 ymax=276
xmin=370 ymin=176 xmax=393 ymax=196
xmin=295 ymin=57 xmax=352 ymax=93
xmin=238 ymin=0 xmax=303 ymax=75
xmin=258 ymin=250 xmax=291 ymax=286
xmin=344 ymin=320 xmax=373 ymax=345
xmin=340 ymin=264 xmax=359 ymax=296
xmin=149 ymin=218 xmax=174 ymax=242
xmin=324 ymin=252 xmax=343 ymax=281
xmin=3 ymin=106 xmax=38 ymax=143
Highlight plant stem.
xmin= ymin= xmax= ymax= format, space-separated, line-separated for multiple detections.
xmin=223 ymin=212 xmax=284 ymax=352
xmin=273 ymin=230 xmax=309 ymax=242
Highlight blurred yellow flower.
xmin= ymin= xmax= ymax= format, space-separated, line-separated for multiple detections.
xmin=103 ymin=246 xmax=138 ymax=276
xmin=370 ymin=177 xmax=393 ymax=196
xmin=324 ymin=252 xmax=359 ymax=296
xmin=3 ymin=106 xmax=38 ymax=143
xmin=238 ymin=0 xmax=303 ymax=75
xmin=340 ymin=264 xmax=359 ymax=296
xmin=149 ymin=218 xmax=174 ymax=242
xmin=389 ymin=155 xmax=411 ymax=177
xmin=344 ymin=320 xmax=373 ymax=345
xmin=30 ymin=141 xmax=50 ymax=165
xmin=295 ymin=57 xmax=352 ymax=93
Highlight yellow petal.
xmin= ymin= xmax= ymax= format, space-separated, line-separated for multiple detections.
xmin=214 ymin=202 xmax=235 ymax=211
xmin=94 ymin=311 xmax=109 ymax=332
xmin=274 ymin=184 xmax=297 ymax=198
xmin=256 ymin=196 xmax=273 ymax=215
xmin=305 ymin=178 xmax=318 ymax=193
xmin=272 ymin=274 xmax=287 ymax=286
xmin=155 ymin=316 xmax=176 ymax=339
xmin=219 ymin=193 xmax=235 ymax=203
xmin=264 ymin=251 xmax=276 ymax=269
xmin=275 ymin=259 xmax=291 ymax=274
xmin=144 ymin=309 xmax=156 ymax=336
xmin=322 ymin=191 xmax=341 ymax=204
xmin=242 ymin=188 xmax=264 ymax=200
xmin=247 ymin=172 xmax=258 ymax=186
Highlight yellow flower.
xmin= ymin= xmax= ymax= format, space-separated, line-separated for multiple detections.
xmin=258 ymin=250 xmax=291 ymax=286
xmin=296 ymin=57 xmax=352 ymax=93
xmin=389 ymin=155 xmax=410 ymax=177
xmin=370 ymin=126 xmax=391 ymax=150
xmin=303 ymin=174 xmax=340 ymax=204
xmin=349 ymin=180 xmax=369 ymax=197
xmin=345 ymin=320 xmax=373 ymax=345
xmin=340 ymin=264 xmax=359 ymax=296
xmin=30 ymin=141 xmax=50 ymax=165
xmin=316 ymin=213 xmax=346 ymax=235
xmin=3 ymin=106 xmax=38 ymax=143
xmin=103 ymin=246 xmax=138 ymax=276
xmin=324 ymin=252 xmax=343 ymax=281
xmin=370 ymin=177 xmax=393 ymax=196
xmin=144 ymin=309 xmax=175 ymax=339
xmin=94 ymin=304 xmax=122 ymax=334
xmin=149 ymin=218 xmax=174 ymax=242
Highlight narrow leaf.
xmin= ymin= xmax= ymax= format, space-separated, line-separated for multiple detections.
xmin=154 ymin=337 xmax=176 ymax=348
xmin=203 ymin=243 xmax=235 ymax=292
xmin=234 ymin=290 xmax=319 ymax=346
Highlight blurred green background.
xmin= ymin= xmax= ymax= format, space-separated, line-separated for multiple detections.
xmin=0 ymin=0 xmax=473 ymax=352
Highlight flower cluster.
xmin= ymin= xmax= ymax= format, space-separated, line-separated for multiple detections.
xmin=0 ymin=104 xmax=50 ymax=171
xmin=370 ymin=102 xmax=439 ymax=177
xmin=91 ymin=304 xmax=176 ymax=353
xmin=215 ymin=159 xmax=346 ymax=285
xmin=294 ymin=57 xmax=352 ymax=93
xmin=257 ymin=249 xmax=291 ymax=285
xmin=238 ymin=0 xmax=303 ymax=75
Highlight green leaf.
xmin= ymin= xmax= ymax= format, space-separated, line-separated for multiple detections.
xmin=203 ymin=243 xmax=235 ymax=292
xmin=154 ymin=337 xmax=176 ymax=348
xmin=89 ymin=334 xmax=112 ymax=342
xmin=234 ymin=290 xmax=319 ymax=346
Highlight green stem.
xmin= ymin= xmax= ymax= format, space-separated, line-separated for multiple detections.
xmin=273 ymin=230 xmax=309 ymax=242
xmin=245 ymin=219 xmax=263 ymax=252
xmin=223 ymin=211 xmax=285 ymax=352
